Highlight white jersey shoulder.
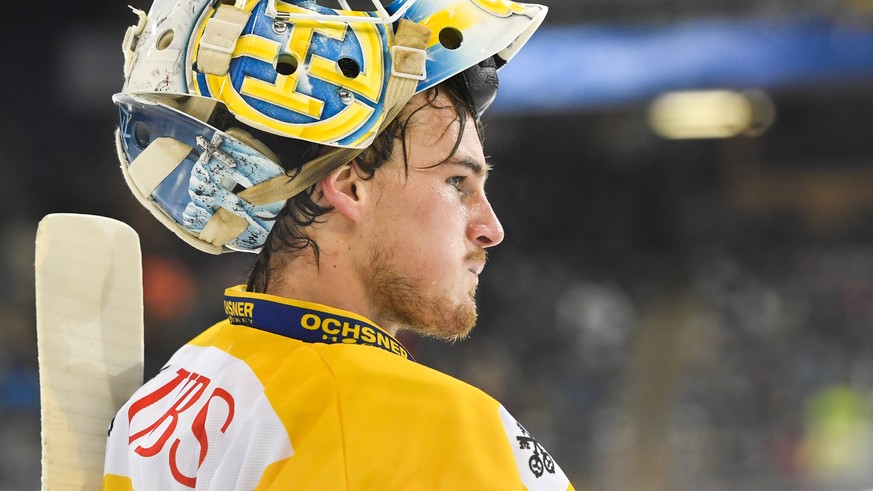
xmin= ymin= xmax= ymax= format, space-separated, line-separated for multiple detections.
xmin=104 ymin=345 xmax=292 ymax=490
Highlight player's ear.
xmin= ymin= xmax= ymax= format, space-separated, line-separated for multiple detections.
xmin=320 ymin=161 xmax=364 ymax=222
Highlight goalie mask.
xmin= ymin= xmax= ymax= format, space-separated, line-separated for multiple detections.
xmin=115 ymin=0 xmax=547 ymax=253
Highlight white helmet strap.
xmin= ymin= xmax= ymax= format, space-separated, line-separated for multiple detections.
xmin=127 ymin=137 xmax=192 ymax=197
xmin=196 ymin=5 xmax=252 ymax=76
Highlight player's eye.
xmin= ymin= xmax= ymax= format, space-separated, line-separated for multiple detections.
xmin=447 ymin=176 xmax=466 ymax=191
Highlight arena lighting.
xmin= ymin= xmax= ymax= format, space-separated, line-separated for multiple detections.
xmin=648 ymin=89 xmax=775 ymax=139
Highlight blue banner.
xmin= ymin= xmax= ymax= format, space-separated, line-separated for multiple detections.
xmin=495 ymin=16 xmax=873 ymax=112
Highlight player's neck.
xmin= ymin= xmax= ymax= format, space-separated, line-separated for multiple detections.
xmin=264 ymin=239 xmax=400 ymax=336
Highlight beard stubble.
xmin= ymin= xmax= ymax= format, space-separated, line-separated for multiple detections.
xmin=363 ymin=245 xmax=478 ymax=342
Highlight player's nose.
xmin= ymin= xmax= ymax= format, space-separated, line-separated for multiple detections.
xmin=467 ymin=195 xmax=504 ymax=248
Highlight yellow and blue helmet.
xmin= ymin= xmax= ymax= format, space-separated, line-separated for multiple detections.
xmin=115 ymin=0 xmax=547 ymax=253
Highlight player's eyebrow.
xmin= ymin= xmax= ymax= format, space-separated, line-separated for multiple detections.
xmin=447 ymin=158 xmax=492 ymax=178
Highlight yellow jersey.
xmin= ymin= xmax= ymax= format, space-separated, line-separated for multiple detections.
xmin=103 ymin=286 xmax=574 ymax=490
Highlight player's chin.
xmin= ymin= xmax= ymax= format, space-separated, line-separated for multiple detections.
xmin=421 ymin=300 xmax=478 ymax=342
xmin=408 ymin=298 xmax=478 ymax=343
xmin=419 ymin=323 xmax=476 ymax=343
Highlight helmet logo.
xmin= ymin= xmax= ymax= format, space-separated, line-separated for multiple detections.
xmin=193 ymin=2 xmax=388 ymax=146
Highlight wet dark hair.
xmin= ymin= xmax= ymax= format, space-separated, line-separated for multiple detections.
xmin=246 ymin=81 xmax=483 ymax=293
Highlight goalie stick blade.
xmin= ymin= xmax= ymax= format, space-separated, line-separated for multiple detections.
xmin=35 ymin=214 xmax=144 ymax=491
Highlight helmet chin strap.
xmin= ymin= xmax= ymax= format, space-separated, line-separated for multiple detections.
xmin=238 ymin=19 xmax=431 ymax=206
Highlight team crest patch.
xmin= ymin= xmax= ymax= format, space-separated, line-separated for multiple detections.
xmin=192 ymin=0 xmax=390 ymax=147
xmin=498 ymin=405 xmax=571 ymax=490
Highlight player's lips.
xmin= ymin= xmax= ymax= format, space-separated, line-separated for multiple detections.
xmin=468 ymin=267 xmax=480 ymax=286
xmin=465 ymin=250 xmax=487 ymax=278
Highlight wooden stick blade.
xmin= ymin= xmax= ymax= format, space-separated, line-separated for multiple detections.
xmin=35 ymin=214 xmax=144 ymax=491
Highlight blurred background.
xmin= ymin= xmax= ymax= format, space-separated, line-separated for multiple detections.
xmin=2 ymin=0 xmax=873 ymax=489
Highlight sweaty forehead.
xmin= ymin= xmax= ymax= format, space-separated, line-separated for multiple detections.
xmin=401 ymin=93 xmax=485 ymax=165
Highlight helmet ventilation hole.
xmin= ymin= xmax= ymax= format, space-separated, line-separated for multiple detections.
xmin=275 ymin=53 xmax=299 ymax=76
xmin=156 ymin=29 xmax=175 ymax=50
xmin=337 ymin=58 xmax=361 ymax=78
xmin=133 ymin=122 xmax=150 ymax=149
xmin=439 ymin=27 xmax=463 ymax=50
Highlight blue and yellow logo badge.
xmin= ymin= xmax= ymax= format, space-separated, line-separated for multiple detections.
xmin=192 ymin=0 xmax=390 ymax=147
